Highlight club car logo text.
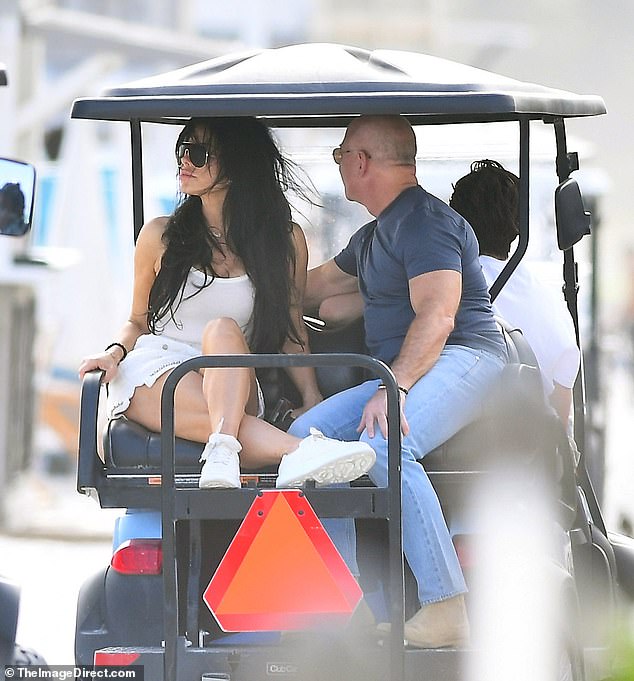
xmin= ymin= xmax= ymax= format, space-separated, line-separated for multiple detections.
xmin=266 ymin=662 xmax=299 ymax=676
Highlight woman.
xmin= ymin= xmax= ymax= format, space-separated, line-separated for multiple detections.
xmin=79 ymin=117 xmax=375 ymax=489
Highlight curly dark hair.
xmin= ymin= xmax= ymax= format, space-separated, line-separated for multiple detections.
xmin=148 ymin=117 xmax=308 ymax=353
xmin=449 ymin=160 xmax=520 ymax=260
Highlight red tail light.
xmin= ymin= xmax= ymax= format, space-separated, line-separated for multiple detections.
xmin=94 ymin=651 xmax=141 ymax=666
xmin=110 ymin=539 xmax=163 ymax=575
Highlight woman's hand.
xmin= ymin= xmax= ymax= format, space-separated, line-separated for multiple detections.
xmin=357 ymin=388 xmax=410 ymax=439
xmin=78 ymin=350 xmax=121 ymax=384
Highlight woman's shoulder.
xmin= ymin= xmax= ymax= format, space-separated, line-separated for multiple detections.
xmin=290 ymin=220 xmax=305 ymax=239
xmin=135 ymin=216 xmax=169 ymax=267
xmin=290 ymin=221 xmax=308 ymax=250
xmin=140 ymin=216 xmax=169 ymax=238
xmin=136 ymin=216 xmax=169 ymax=248
xmin=289 ymin=222 xmax=309 ymax=272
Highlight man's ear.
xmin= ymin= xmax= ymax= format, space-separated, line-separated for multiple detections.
xmin=357 ymin=150 xmax=370 ymax=174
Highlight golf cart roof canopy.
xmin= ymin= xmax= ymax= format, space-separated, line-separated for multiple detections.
xmin=70 ymin=43 xmax=606 ymax=126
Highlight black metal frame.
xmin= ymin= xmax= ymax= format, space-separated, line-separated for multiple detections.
xmin=159 ymin=353 xmax=403 ymax=681
xmin=487 ymin=117 xmax=530 ymax=303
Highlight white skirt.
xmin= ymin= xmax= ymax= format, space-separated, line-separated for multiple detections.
xmin=106 ymin=334 xmax=265 ymax=420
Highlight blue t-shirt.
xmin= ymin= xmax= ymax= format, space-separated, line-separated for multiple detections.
xmin=334 ymin=185 xmax=506 ymax=364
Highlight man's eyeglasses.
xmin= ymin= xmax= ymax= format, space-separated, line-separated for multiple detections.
xmin=176 ymin=142 xmax=209 ymax=168
xmin=332 ymin=147 xmax=371 ymax=165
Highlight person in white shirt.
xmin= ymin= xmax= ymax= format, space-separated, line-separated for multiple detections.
xmin=449 ymin=159 xmax=580 ymax=427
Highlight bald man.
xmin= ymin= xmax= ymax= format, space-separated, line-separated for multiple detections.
xmin=290 ymin=115 xmax=508 ymax=647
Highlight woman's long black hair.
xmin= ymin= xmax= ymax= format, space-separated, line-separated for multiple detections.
xmin=147 ymin=117 xmax=306 ymax=353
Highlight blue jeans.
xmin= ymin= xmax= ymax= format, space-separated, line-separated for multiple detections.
xmin=289 ymin=344 xmax=506 ymax=605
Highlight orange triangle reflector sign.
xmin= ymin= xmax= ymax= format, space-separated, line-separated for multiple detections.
xmin=203 ymin=490 xmax=362 ymax=631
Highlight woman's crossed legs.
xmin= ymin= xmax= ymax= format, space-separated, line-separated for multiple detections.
xmin=124 ymin=317 xmax=375 ymax=488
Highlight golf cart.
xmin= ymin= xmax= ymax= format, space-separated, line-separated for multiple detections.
xmin=72 ymin=43 xmax=634 ymax=681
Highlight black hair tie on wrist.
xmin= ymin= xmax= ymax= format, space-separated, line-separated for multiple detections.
xmin=105 ymin=342 xmax=128 ymax=362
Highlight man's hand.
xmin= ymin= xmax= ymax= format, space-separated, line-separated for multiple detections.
xmin=357 ymin=388 xmax=410 ymax=439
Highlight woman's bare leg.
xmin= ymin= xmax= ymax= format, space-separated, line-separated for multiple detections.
xmin=199 ymin=317 xmax=255 ymax=437
xmin=126 ymin=372 xmax=302 ymax=467
xmin=123 ymin=320 xmax=304 ymax=468
xmin=124 ymin=341 xmax=375 ymax=485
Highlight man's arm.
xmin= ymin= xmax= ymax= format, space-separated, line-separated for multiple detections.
xmin=318 ymin=292 xmax=364 ymax=327
xmin=304 ymin=259 xmax=359 ymax=313
xmin=391 ymin=269 xmax=461 ymax=389
xmin=358 ymin=269 xmax=461 ymax=438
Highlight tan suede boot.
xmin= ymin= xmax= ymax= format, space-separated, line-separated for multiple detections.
xmin=377 ymin=594 xmax=470 ymax=648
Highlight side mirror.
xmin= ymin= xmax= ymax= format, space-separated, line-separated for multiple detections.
xmin=555 ymin=177 xmax=591 ymax=251
xmin=0 ymin=158 xmax=36 ymax=237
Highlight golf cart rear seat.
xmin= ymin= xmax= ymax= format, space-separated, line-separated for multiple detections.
xmin=78 ymin=317 xmax=574 ymax=517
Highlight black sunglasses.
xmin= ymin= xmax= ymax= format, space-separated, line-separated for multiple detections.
xmin=176 ymin=142 xmax=209 ymax=168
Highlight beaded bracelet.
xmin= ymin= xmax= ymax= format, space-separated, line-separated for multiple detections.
xmin=377 ymin=383 xmax=409 ymax=396
xmin=105 ymin=342 xmax=128 ymax=362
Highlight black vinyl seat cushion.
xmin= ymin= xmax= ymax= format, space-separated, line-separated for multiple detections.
xmin=105 ymin=416 xmax=203 ymax=470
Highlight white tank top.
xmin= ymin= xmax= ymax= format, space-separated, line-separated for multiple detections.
xmin=159 ymin=268 xmax=255 ymax=348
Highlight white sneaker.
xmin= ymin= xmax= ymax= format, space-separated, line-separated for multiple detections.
xmin=199 ymin=432 xmax=241 ymax=489
xmin=276 ymin=427 xmax=376 ymax=488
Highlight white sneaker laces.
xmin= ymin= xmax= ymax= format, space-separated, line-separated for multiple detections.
xmin=199 ymin=418 xmax=241 ymax=463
